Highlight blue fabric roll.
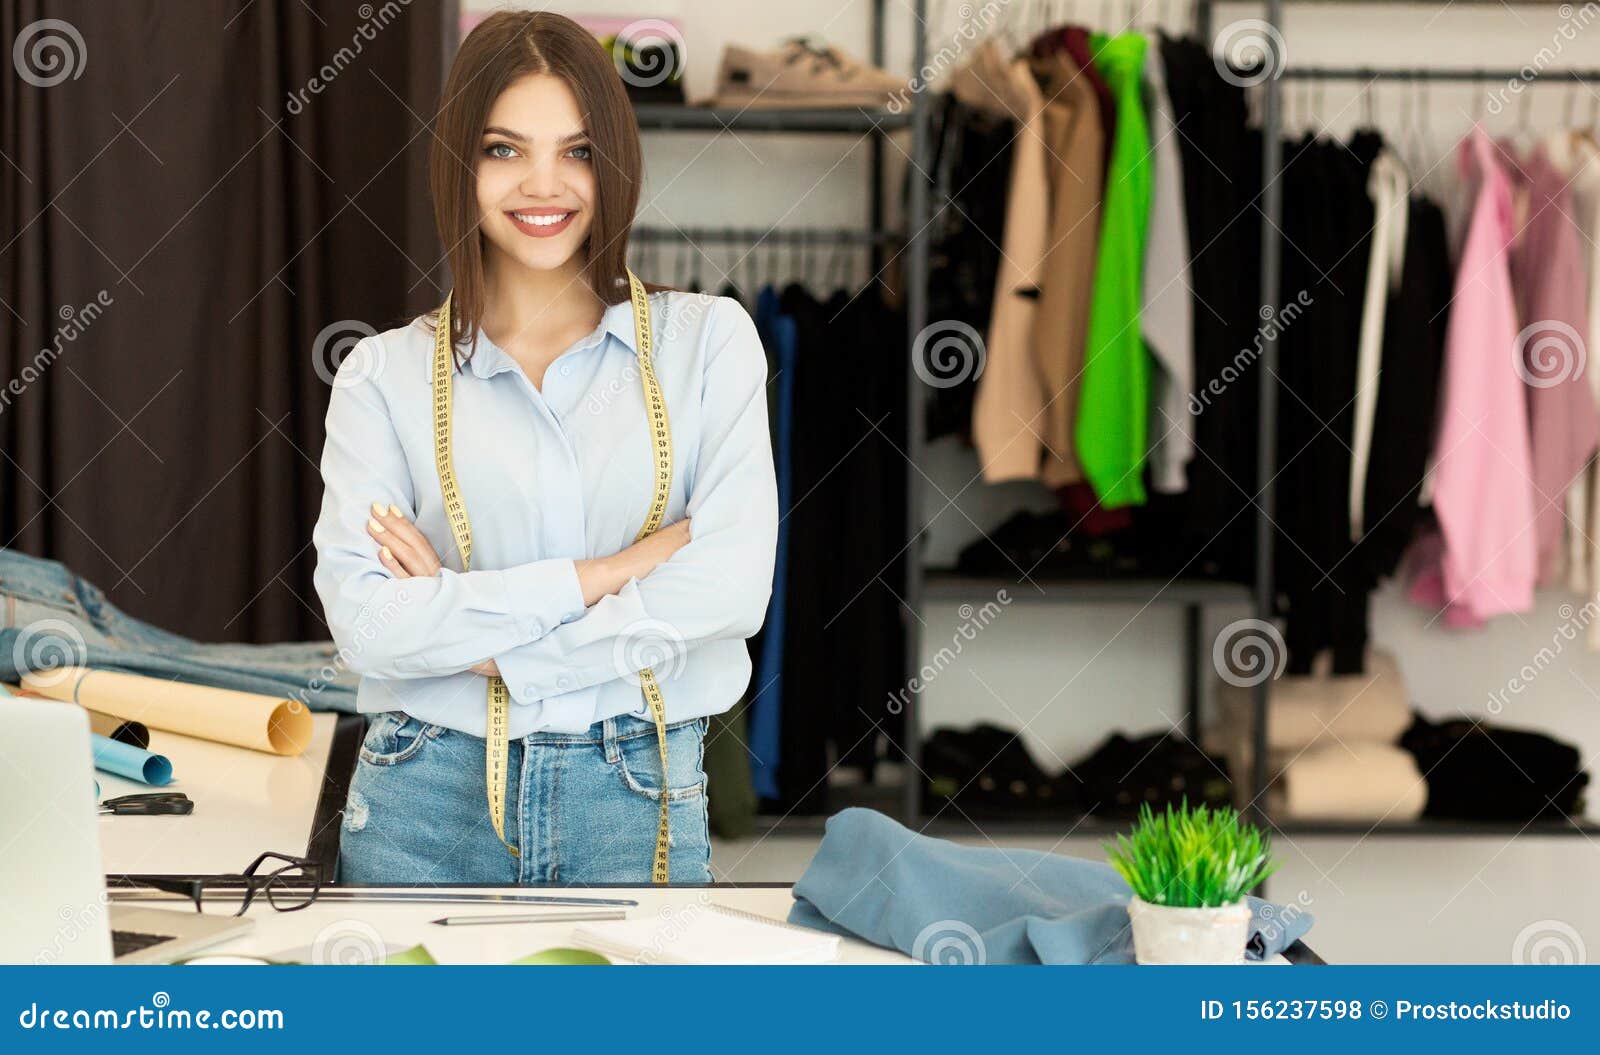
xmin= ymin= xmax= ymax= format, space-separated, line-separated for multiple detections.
xmin=90 ymin=733 xmax=173 ymax=786
xmin=788 ymin=808 xmax=1314 ymax=964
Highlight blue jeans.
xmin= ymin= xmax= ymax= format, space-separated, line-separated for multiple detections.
xmin=338 ymin=711 xmax=713 ymax=885
xmin=0 ymin=547 xmax=357 ymax=711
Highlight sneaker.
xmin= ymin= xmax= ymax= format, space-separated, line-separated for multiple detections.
xmin=711 ymin=36 xmax=904 ymax=109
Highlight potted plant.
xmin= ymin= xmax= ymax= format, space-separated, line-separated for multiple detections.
xmin=1106 ymin=800 xmax=1278 ymax=965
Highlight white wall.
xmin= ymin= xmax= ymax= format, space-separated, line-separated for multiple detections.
xmin=464 ymin=0 xmax=1600 ymax=961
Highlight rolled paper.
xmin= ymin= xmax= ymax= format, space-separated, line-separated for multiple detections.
xmin=90 ymin=732 xmax=173 ymax=786
xmin=21 ymin=667 xmax=312 ymax=756
xmin=85 ymin=709 xmax=150 ymax=749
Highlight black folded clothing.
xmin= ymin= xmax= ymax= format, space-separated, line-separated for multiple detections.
xmin=1401 ymin=713 xmax=1589 ymax=822
xmin=1071 ymin=731 xmax=1234 ymax=819
xmin=955 ymin=510 xmax=1145 ymax=580
xmin=922 ymin=723 xmax=1078 ymax=816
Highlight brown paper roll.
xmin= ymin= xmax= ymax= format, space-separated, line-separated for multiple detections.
xmin=21 ymin=667 xmax=312 ymax=756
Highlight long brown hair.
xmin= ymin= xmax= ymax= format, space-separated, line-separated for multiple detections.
xmin=429 ymin=11 xmax=642 ymax=357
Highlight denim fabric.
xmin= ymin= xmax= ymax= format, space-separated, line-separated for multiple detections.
xmin=337 ymin=712 xmax=712 ymax=885
xmin=0 ymin=547 xmax=358 ymax=711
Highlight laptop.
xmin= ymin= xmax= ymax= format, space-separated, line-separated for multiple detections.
xmin=0 ymin=697 xmax=253 ymax=964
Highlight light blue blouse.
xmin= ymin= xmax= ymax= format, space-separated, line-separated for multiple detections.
xmin=311 ymin=290 xmax=778 ymax=738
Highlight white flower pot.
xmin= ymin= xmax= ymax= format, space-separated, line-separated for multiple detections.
xmin=1127 ymin=896 xmax=1251 ymax=965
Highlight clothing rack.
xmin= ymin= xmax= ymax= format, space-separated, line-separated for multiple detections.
xmin=630 ymin=226 xmax=897 ymax=245
xmin=1252 ymin=0 xmax=1600 ymax=838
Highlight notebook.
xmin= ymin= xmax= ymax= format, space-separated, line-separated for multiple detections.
xmin=571 ymin=903 xmax=840 ymax=965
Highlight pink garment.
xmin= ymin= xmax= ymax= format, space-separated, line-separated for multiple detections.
xmin=1508 ymin=145 xmax=1600 ymax=582
xmin=1409 ymin=128 xmax=1536 ymax=625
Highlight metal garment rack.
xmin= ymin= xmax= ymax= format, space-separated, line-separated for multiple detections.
xmin=1250 ymin=0 xmax=1600 ymax=837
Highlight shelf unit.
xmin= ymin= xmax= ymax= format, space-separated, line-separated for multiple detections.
xmin=635 ymin=1 xmax=1598 ymax=842
xmin=1242 ymin=0 xmax=1600 ymax=838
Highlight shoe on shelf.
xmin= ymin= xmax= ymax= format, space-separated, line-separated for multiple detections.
xmin=709 ymin=36 xmax=904 ymax=109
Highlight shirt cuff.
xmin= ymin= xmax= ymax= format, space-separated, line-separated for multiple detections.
xmin=499 ymin=558 xmax=585 ymax=641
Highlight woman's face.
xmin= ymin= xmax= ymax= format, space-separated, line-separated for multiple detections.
xmin=476 ymin=73 xmax=597 ymax=278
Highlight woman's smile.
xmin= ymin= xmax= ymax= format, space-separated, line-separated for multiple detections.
xmin=507 ymin=207 xmax=577 ymax=238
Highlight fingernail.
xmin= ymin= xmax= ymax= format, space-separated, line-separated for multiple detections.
xmin=368 ymin=518 xmax=385 ymax=534
xmin=371 ymin=501 xmax=386 ymax=517
xmin=389 ymin=504 xmax=403 ymax=518
xmin=380 ymin=546 xmax=392 ymax=561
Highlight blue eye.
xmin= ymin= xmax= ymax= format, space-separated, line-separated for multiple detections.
xmin=484 ymin=142 xmax=517 ymax=160
xmin=567 ymin=145 xmax=592 ymax=161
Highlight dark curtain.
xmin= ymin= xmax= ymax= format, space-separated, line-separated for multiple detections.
xmin=1 ymin=0 xmax=451 ymax=641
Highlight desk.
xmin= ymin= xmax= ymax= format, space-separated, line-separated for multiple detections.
xmin=112 ymin=885 xmax=1315 ymax=964
xmin=124 ymin=884 xmax=919 ymax=965
xmin=100 ymin=712 xmax=360 ymax=878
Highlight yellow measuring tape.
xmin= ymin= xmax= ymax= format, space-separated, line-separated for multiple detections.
xmin=431 ymin=270 xmax=676 ymax=883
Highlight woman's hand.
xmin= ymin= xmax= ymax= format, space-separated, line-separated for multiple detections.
xmin=579 ymin=519 xmax=692 ymax=603
xmin=366 ymin=502 xmax=443 ymax=578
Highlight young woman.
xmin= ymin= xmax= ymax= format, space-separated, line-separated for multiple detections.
xmin=312 ymin=11 xmax=777 ymax=886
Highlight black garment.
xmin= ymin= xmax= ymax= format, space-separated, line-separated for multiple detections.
xmin=1274 ymin=132 xmax=1379 ymax=675
xmin=1156 ymin=34 xmax=1263 ymax=582
xmin=1356 ymin=198 xmax=1451 ymax=584
xmin=925 ymin=93 xmax=1014 ymax=442
xmin=1401 ymin=714 xmax=1589 ymax=822
xmin=771 ymin=283 xmax=909 ymax=811
xmin=1072 ymin=730 xmax=1233 ymax=819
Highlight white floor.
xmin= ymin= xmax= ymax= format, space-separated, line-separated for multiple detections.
xmin=711 ymin=832 xmax=1600 ymax=964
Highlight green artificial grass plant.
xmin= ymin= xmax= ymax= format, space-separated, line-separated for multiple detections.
xmin=1105 ymin=800 xmax=1279 ymax=908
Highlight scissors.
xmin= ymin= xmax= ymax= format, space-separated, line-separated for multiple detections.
xmin=98 ymin=792 xmax=194 ymax=816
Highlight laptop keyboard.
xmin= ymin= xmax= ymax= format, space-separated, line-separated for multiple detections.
xmin=112 ymin=929 xmax=174 ymax=957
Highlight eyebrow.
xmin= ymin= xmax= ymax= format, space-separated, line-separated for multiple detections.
xmin=481 ymin=126 xmax=589 ymax=144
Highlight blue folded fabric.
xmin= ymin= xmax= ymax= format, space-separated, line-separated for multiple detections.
xmin=787 ymin=808 xmax=1313 ymax=964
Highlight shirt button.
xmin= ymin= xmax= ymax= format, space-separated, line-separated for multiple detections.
xmin=529 ymin=621 xmax=544 ymax=636
xmin=557 ymin=674 xmax=574 ymax=691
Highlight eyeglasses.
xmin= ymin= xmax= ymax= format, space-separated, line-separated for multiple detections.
xmin=126 ymin=852 xmax=322 ymax=916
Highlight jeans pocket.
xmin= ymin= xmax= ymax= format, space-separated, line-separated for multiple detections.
xmin=359 ymin=711 xmax=443 ymax=767
xmin=613 ymin=719 xmax=707 ymax=802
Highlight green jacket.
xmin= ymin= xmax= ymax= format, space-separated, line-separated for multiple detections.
xmin=1075 ymin=33 xmax=1152 ymax=509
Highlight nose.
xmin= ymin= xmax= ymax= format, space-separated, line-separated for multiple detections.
xmin=518 ymin=153 xmax=563 ymax=201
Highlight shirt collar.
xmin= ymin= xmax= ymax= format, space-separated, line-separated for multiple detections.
xmin=462 ymin=295 xmax=642 ymax=380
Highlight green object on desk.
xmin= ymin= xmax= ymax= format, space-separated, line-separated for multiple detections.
xmin=381 ymin=944 xmax=609 ymax=966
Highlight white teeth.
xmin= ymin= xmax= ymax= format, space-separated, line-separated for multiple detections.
xmin=513 ymin=211 xmax=571 ymax=226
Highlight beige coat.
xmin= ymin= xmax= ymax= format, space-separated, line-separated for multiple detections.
xmin=970 ymin=49 xmax=1103 ymax=485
